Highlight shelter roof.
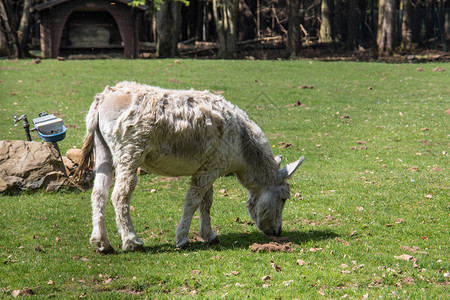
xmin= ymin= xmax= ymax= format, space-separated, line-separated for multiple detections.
xmin=34 ymin=0 xmax=146 ymax=11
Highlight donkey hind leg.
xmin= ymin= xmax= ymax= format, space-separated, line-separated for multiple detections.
xmin=199 ymin=187 xmax=219 ymax=245
xmin=90 ymin=134 xmax=114 ymax=253
xmin=111 ymin=166 xmax=144 ymax=251
xmin=176 ymin=173 xmax=218 ymax=249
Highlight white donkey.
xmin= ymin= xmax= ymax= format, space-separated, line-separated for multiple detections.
xmin=76 ymin=81 xmax=304 ymax=253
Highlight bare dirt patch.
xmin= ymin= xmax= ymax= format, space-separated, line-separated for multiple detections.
xmin=250 ymin=241 xmax=295 ymax=252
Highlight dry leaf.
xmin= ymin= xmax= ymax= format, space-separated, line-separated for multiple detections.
xmin=262 ymin=275 xmax=271 ymax=281
xmin=270 ymin=261 xmax=282 ymax=272
xmin=309 ymin=247 xmax=323 ymax=252
xmin=283 ymin=280 xmax=294 ymax=286
xmin=395 ymin=254 xmax=414 ymax=261
xmin=335 ymin=238 xmax=350 ymax=246
xmin=401 ymin=245 xmax=427 ymax=254
xmin=425 ymin=194 xmax=432 ymax=199
xmin=296 ymin=259 xmax=305 ymax=266
xmin=408 ymin=166 xmax=419 ymax=172
xmin=11 ymin=288 xmax=33 ymax=297
xmin=402 ymin=276 xmax=414 ymax=284
xmin=432 ymin=67 xmax=445 ymax=72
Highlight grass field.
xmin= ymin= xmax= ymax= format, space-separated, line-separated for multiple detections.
xmin=0 ymin=59 xmax=449 ymax=298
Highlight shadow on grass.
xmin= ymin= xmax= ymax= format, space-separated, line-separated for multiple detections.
xmin=139 ymin=229 xmax=339 ymax=254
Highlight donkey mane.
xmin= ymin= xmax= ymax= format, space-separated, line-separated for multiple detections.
xmin=237 ymin=119 xmax=279 ymax=192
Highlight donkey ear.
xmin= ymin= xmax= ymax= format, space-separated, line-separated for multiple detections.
xmin=278 ymin=156 xmax=304 ymax=180
xmin=274 ymin=155 xmax=283 ymax=168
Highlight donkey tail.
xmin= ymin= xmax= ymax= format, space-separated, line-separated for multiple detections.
xmin=73 ymin=95 xmax=102 ymax=183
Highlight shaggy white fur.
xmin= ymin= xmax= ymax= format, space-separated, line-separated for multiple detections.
xmin=76 ymin=81 xmax=304 ymax=252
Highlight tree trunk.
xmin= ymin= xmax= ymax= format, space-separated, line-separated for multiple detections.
xmin=400 ymin=0 xmax=414 ymax=51
xmin=377 ymin=0 xmax=397 ymax=55
xmin=156 ymin=0 xmax=182 ymax=58
xmin=17 ymin=0 xmax=33 ymax=57
xmin=444 ymin=0 xmax=450 ymax=43
xmin=345 ymin=0 xmax=359 ymax=48
xmin=287 ymin=0 xmax=301 ymax=56
xmin=333 ymin=0 xmax=344 ymax=43
xmin=319 ymin=0 xmax=333 ymax=43
xmin=423 ymin=0 xmax=435 ymax=41
xmin=0 ymin=0 xmax=19 ymax=57
xmin=212 ymin=0 xmax=238 ymax=58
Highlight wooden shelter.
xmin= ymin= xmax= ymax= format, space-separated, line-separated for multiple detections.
xmin=34 ymin=0 xmax=144 ymax=58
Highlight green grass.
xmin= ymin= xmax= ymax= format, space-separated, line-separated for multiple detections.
xmin=0 ymin=59 xmax=449 ymax=298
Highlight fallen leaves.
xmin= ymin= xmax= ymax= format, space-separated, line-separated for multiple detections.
xmin=224 ymin=271 xmax=239 ymax=276
xmin=401 ymin=245 xmax=428 ymax=255
xmin=309 ymin=247 xmax=323 ymax=253
xmin=298 ymin=85 xmax=314 ymax=89
xmin=408 ymin=166 xmax=419 ymax=172
xmin=395 ymin=254 xmax=414 ymax=261
xmin=432 ymin=67 xmax=445 ymax=72
xmin=11 ymin=288 xmax=34 ymax=297
xmin=286 ymin=100 xmax=307 ymax=107
xmin=277 ymin=141 xmax=292 ymax=149
xmin=296 ymin=259 xmax=305 ymax=266
xmin=270 ymin=260 xmax=282 ymax=272
xmin=218 ymin=189 xmax=228 ymax=197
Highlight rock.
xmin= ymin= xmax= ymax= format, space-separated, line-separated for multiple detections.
xmin=0 ymin=140 xmax=67 ymax=192
xmin=66 ymin=148 xmax=83 ymax=165
xmin=62 ymin=155 xmax=76 ymax=175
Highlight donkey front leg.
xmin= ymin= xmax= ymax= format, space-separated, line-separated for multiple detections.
xmin=111 ymin=166 xmax=144 ymax=251
xmin=176 ymin=174 xmax=217 ymax=248
xmin=199 ymin=187 xmax=219 ymax=245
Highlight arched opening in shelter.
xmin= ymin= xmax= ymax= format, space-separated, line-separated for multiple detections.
xmin=59 ymin=10 xmax=123 ymax=57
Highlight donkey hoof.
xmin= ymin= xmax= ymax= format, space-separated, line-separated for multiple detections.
xmin=176 ymin=238 xmax=190 ymax=249
xmin=206 ymin=235 xmax=220 ymax=245
xmin=123 ymin=238 xmax=144 ymax=252
xmin=94 ymin=243 xmax=115 ymax=254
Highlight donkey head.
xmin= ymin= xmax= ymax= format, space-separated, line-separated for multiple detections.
xmin=247 ymin=156 xmax=304 ymax=236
